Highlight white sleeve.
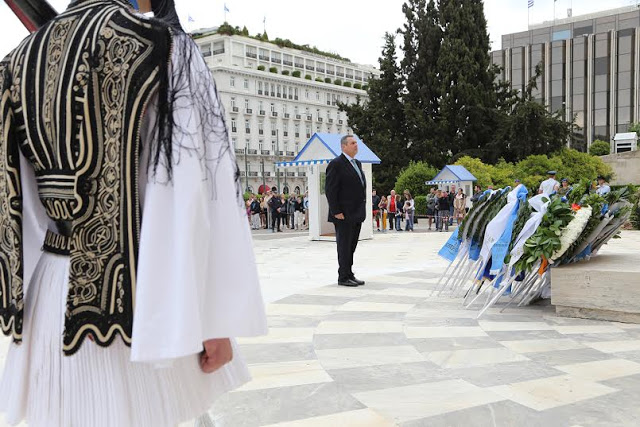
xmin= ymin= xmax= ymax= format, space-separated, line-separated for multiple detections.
xmin=20 ymin=152 xmax=51 ymax=293
xmin=131 ymin=36 xmax=267 ymax=364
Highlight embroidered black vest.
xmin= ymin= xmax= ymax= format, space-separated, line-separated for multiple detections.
xmin=0 ymin=0 xmax=172 ymax=355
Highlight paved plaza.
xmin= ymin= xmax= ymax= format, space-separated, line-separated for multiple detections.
xmin=2 ymin=225 xmax=640 ymax=426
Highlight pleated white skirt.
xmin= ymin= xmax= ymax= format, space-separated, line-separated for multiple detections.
xmin=0 ymin=252 xmax=251 ymax=427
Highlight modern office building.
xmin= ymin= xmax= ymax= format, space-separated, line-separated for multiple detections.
xmin=194 ymin=31 xmax=379 ymax=194
xmin=491 ymin=5 xmax=640 ymax=151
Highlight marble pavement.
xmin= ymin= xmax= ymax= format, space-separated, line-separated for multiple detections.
xmin=2 ymin=226 xmax=640 ymax=426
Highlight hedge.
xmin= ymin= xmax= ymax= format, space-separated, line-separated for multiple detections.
xmin=292 ymin=70 xmax=301 ymax=77
xmin=414 ymin=196 xmax=427 ymax=217
xmin=257 ymin=65 xmax=265 ymax=71
xmin=269 ymin=66 xmax=278 ymax=73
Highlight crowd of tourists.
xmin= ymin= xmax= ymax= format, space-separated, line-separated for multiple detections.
xmin=246 ymin=188 xmax=310 ymax=232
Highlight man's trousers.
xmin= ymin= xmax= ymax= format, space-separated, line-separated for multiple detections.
xmin=334 ymin=221 xmax=362 ymax=281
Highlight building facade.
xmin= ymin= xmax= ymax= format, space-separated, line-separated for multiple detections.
xmin=195 ymin=32 xmax=379 ymax=194
xmin=491 ymin=5 xmax=640 ymax=152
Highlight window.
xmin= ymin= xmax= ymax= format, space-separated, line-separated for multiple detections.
xmin=295 ymin=142 xmax=299 ymax=153
xmin=594 ymin=57 xmax=609 ymax=75
xmin=245 ymin=99 xmax=250 ymax=109
xmin=259 ymin=140 xmax=264 ymax=151
xmin=316 ymin=92 xmax=320 ymax=101
xmin=231 ymin=119 xmax=237 ymax=132
xmin=245 ymin=120 xmax=250 ymax=131
xmin=232 ymin=137 xmax=237 ymax=148
xmin=243 ymin=79 xmax=249 ymax=89
xmin=271 ymin=83 xmax=275 ymax=96
xmin=230 ymin=76 xmax=235 ymax=87
xmin=245 ymin=138 xmax=250 ymax=148
xmin=258 ymin=81 xmax=262 ymax=93
xmin=258 ymin=121 xmax=264 ymax=132
xmin=277 ymin=85 xmax=281 ymax=97
xmin=259 ymin=101 xmax=264 ymax=111
xmin=305 ymin=90 xmax=309 ymax=100
xmin=270 ymin=103 xmax=275 ymax=113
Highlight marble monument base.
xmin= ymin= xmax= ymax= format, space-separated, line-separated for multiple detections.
xmin=551 ymin=246 xmax=640 ymax=324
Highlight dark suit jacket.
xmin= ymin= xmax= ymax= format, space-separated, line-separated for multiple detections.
xmin=325 ymin=154 xmax=367 ymax=224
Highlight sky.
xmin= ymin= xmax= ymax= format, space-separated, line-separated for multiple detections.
xmin=1 ymin=0 xmax=639 ymax=64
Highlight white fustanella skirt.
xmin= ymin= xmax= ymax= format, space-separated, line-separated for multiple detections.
xmin=0 ymin=252 xmax=250 ymax=427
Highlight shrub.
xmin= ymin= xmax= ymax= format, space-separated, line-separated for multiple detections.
xmin=315 ymin=77 xmax=323 ymax=82
xmin=414 ymin=196 xmax=427 ymax=217
xmin=269 ymin=66 xmax=278 ymax=73
xmin=334 ymin=79 xmax=342 ymax=85
xmin=281 ymin=70 xmax=290 ymax=76
xmin=353 ymin=83 xmax=362 ymax=89
xmin=343 ymin=81 xmax=352 ymax=87
xmin=257 ymin=65 xmax=265 ymax=71
xmin=589 ymin=140 xmax=611 ymax=156
xmin=292 ymin=70 xmax=301 ymax=77
xmin=305 ymin=74 xmax=312 ymax=80
xmin=454 ymin=156 xmax=495 ymax=190
xmin=394 ymin=161 xmax=438 ymax=197
xmin=325 ymin=77 xmax=331 ymax=83
xmin=362 ymin=84 xmax=368 ymax=90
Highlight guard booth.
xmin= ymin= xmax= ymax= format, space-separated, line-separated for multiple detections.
xmin=277 ymin=133 xmax=381 ymax=241
xmin=425 ymin=165 xmax=477 ymax=208
xmin=612 ymin=132 xmax=638 ymax=153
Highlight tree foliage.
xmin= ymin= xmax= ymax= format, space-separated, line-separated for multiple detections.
xmin=394 ymin=161 xmax=438 ymax=196
xmin=341 ymin=1 xmax=575 ymax=189
xmin=341 ymin=33 xmax=406 ymax=194
xmin=589 ymin=140 xmax=611 ymax=156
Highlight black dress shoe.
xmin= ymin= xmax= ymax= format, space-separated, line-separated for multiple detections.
xmin=350 ymin=276 xmax=365 ymax=286
xmin=338 ymin=278 xmax=359 ymax=287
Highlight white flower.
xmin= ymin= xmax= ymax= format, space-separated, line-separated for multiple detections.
xmin=550 ymin=206 xmax=593 ymax=263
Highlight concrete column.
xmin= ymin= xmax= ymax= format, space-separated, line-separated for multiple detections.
xmin=545 ymin=42 xmax=551 ymax=110
xmin=610 ymin=30 xmax=617 ymax=142
xmin=634 ymin=28 xmax=640 ymax=124
xmin=587 ymin=34 xmax=594 ymax=148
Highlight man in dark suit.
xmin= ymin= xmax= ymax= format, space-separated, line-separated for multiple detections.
xmin=325 ymin=135 xmax=367 ymax=287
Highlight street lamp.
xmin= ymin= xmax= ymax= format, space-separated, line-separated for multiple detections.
xmin=261 ymin=158 xmax=266 ymax=194
xmin=276 ymin=129 xmax=281 ymax=190
xmin=244 ymin=146 xmax=249 ymax=192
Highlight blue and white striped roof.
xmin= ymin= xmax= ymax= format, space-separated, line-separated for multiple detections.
xmin=277 ymin=133 xmax=381 ymax=168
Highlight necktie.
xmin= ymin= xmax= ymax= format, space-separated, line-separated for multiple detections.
xmin=351 ymin=159 xmax=364 ymax=186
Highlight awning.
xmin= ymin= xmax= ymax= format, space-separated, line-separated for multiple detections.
xmin=257 ymin=184 xmax=270 ymax=194
xmin=425 ymin=180 xmax=462 ymax=185
xmin=276 ymin=159 xmax=333 ymax=168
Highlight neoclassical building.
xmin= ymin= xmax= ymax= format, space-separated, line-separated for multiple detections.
xmin=195 ymin=31 xmax=379 ymax=194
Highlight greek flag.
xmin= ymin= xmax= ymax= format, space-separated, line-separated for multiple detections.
xmin=188 ymin=15 xmax=195 ymax=23
xmin=528 ymin=0 xmax=534 ymax=8
xmin=224 ymin=4 xmax=230 ymax=12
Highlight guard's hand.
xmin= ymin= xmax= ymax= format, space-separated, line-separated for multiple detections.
xmin=200 ymin=338 xmax=233 ymax=373
xmin=334 ymin=213 xmax=345 ymax=220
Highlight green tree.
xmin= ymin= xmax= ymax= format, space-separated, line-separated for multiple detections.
xmin=493 ymin=65 xmax=573 ymax=163
xmin=589 ymin=140 xmax=611 ymax=156
xmin=394 ymin=161 xmax=438 ymax=197
xmin=492 ymin=158 xmax=516 ymax=188
xmin=454 ymin=156 xmax=494 ymax=189
xmin=400 ymin=0 xmax=443 ymax=164
xmin=437 ymin=0 xmax=497 ymax=158
xmin=555 ymin=149 xmax=613 ymax=184
xmin=241 ymin=26 xmax=249 ymax=36
xmin=340 ymin=33 xmax=407 ymax=194
xmin=513 ymin=154 xmax=561 ymax=192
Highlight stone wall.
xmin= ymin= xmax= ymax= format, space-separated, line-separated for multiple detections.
xmin=601 ymin=150 xmax=640 ymax=185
